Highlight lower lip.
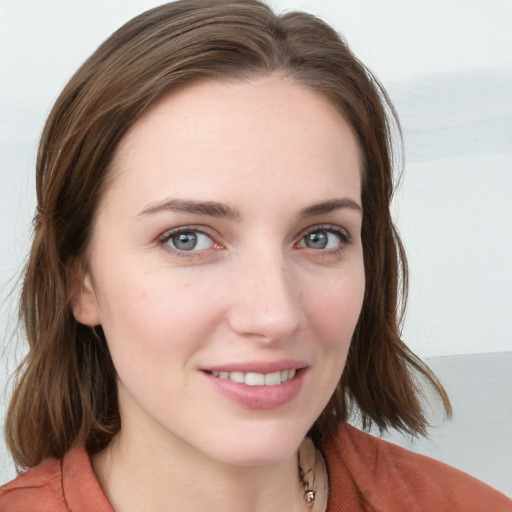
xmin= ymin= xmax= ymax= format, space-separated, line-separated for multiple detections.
xmin=202 ymin=369 xmax=306 ymax=410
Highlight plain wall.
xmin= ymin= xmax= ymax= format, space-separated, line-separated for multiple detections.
xmin=1 ymin=0 xmax=511 ymax=494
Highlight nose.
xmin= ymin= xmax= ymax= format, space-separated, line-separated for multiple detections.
xmin=226 ymin=249 xmax=304 ymax=343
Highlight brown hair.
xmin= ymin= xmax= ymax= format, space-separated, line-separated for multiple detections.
xmin=6 ymin=0 xmax=450 ymax=469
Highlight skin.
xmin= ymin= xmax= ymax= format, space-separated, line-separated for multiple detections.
xmin=73 ymin=75 xmax=365 ymax=512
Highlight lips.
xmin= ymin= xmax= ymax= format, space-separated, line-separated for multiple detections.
xmin=201 ymin=361 xmax=307 ymax=409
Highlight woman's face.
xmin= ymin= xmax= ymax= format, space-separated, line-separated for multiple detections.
xmin=74 ymin=75 xmax=365 ymax=466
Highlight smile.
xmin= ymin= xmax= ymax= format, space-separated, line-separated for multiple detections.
xmin=208 ymin=369 xmax=297 ymax=386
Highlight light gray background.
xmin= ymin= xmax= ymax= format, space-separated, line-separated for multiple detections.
xmin=1 ymin=0 xmax=511 ymax=497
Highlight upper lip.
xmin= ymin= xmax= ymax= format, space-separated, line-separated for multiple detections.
xmin=201 ymin=359 xmax=308 ymax=374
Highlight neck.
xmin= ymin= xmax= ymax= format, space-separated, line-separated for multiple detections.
xmin=92 ymin=426 xmax=308 ymax=512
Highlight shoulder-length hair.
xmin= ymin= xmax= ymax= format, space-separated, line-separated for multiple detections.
xmin=6 ymin=0 xmax=450 ymax=469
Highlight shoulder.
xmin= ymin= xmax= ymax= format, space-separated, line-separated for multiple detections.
xmin=0 ymin=448 xmax=113 ymax=512
xmin=322 ymin=424 xmax=512 ymax=512
xmin=0 ymin=456 xmax=66 ymax=511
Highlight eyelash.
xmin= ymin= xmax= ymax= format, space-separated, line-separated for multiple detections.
xmin=157 ymin=224 xmax=353 ymax=258
xmin=158 ymin=226 xmax=219 ymax=258
xmin=296 ymin=224 xmax=353 ymax=255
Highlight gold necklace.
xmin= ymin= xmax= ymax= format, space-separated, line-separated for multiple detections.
xmin=298 ymin=438 xmax=329 ymax=511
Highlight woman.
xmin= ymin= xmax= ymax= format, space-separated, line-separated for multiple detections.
xmin=1 ymin=1 xmax=511 ymax=510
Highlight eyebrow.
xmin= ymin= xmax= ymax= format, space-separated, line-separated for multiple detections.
xmin=299 ymin=198 xmax=362 ymax=217
xmin=138 ymin=198 xmax=242 ymax=220
xmin=138 ymin=197 xmax=362 ymax=220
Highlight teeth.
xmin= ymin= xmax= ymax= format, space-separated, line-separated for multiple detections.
xmin=246 ymin=372 xmax=265 ymax=386
xmin=211 ymin=369 xmax=297 ymax=386
xmin=264 ymin=371 xmax=281 ymax=386
xmin=229 ymin=371 xmax=245 ymax=384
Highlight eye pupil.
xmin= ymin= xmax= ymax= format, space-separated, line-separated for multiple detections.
xmin=172 ymin=232 xmax=197 ymax=251
xmin=306 ymin=231 xmax=328 ymax=249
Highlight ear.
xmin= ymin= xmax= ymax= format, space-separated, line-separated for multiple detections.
xmin=68 ymin=260 xmax=102 ymax=326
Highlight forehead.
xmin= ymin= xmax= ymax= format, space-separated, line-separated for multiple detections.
xmin=105 ymin=75 xmax=362 ymax=213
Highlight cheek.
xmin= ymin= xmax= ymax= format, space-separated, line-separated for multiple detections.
xmin=306 ymin=266 xmax=365 ymax=347
xmin=299 ymin=265 xmax=365 ymax=416
xmin=93 ymin=267 xmax=224 ymax=361
xmin=93 ymin=276 xmax=218 ymax=411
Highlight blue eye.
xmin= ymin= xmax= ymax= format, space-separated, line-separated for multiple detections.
xmin=165 ymin=230 xmax=214 ymax=251
xmin=299 ymin=227 xmax=348 ymax=250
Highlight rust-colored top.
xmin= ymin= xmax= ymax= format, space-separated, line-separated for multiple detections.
xmin=1 ymin=424 xmax=511 ymax=511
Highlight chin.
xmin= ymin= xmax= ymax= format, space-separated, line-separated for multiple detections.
xmin=200 ymin=419 xmax=311 ymax=467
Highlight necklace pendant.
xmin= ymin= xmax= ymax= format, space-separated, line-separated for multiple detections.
xmin=304 ymin=489 xmax=316 ymax=503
